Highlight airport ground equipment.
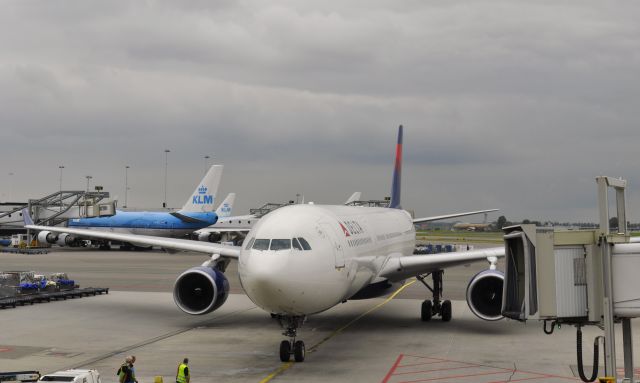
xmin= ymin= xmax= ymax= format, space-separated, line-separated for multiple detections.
xmin=0 ymin=371 xmax=40 ymax=383
xmin=38 ymin=369 xmax=100 ymax=383
xmin=501 ymin=176 xmax=639 ymax=382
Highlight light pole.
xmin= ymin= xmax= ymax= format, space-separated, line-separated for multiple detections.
xmin=204 ymin=155 xmax=210 ymax=175
xmin=85 ymin=175 xmax=92 ymax=192
xmin=163 ymin=149 xmax=170 ymax=208
xmin=58 ymin=166 xmax=65 ymax=211
xmin=58 ymin=166 xmax=65 ymax=193
xmin=124 ymin=165 xmax=130 ymax=208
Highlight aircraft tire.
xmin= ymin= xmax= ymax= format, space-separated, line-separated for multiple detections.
xmin=279 ymin=340 xmax=291 ymax=362
xmin=293 ymin=340 xmax=305 ymax=362
xmin=421 ymin=300 xmax=432 ymax=321
xmin=441 ymin=300 xmax=452 ymax=322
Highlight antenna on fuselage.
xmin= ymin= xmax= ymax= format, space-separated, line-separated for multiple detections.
xmin=389 ymin=125 xmax=403 ymax=209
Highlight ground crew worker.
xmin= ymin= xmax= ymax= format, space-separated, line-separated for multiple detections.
xmin=176 ymin=358 xmax=190 ymax=383
xmin=119 ymin=356 xmax=135 ymax=383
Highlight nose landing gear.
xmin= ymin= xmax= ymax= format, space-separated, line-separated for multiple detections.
xmin=276 ymin=315 xmax=307 ymax=362
xmin=417 ymin=270 xmax=452 ymax=322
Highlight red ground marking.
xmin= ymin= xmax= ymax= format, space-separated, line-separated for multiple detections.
xmin=381 ymin=354 xmax=581 ymax=383
xmin=485 ymin=377 xmax=562 ymax=383
xmin=398 ymin=369 xmax=522 ymax=383
xmin=0 ymin=347 xmax=12 ymax=352
xmin=381 ymin=354 xmax=404 ymax=383
xmin=393 ymin=364 xmax=494 ymax=376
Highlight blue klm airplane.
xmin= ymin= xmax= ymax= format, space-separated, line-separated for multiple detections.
xmin=36 ymin=165 xmax=224 ymax=248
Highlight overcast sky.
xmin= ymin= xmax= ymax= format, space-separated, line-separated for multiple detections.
xmin=1 ymin=1 xmax=639 ymax=222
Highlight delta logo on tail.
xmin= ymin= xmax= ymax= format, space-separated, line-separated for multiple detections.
xmin=192 ymin=185 xmax=213 ymax=205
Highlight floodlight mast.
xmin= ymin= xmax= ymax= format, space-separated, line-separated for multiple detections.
xmin=595 ymin=176 xmax=632 ymax=380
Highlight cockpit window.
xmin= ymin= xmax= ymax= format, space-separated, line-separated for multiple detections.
xmin=252 ymin=239 xmax=270 ymax=251
xmin=244 ymin=238 xmax=255 ymax=250
xmin=270 ymin=239 xmax=291 ymax=251
xmin=297 ymin=237 xmax=312 ymax=250
xmin=292 ymin=238 xmax=303 ymax=250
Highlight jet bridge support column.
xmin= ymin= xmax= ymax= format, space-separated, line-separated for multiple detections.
xmin=596 ymin=176 xmax=634 ymax=381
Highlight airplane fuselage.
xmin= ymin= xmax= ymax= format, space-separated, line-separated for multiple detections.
xmin=238 ymin=204 xmax=415 ymax=316
xmin=69 ymin=210 xmax=218 ymax=238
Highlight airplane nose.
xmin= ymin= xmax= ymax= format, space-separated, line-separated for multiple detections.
xmin=239 ymin=249 xmax=348 ymax=315
xmin=240 ymin=251 xmax=299 ymax=312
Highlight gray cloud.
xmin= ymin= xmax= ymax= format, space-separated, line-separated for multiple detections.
xmin=1 ymin=1 xmax=639 ymax=222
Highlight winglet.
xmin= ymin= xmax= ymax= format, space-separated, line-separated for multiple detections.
xmin=389 ymin=125 xmax=403 ymax=209
xmin=22 ymin=208 xmax=34 ymax=226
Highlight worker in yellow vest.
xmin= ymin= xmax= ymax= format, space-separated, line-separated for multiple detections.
xmin=176 ymin=358 xmax=190 ymax=383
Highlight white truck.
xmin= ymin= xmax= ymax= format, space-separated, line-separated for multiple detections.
xmin=38 ymin=370 xmax=101 ymax=383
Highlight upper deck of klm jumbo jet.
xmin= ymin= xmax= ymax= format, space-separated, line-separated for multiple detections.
xmin=68 ymin=210 xmax=218 ymax=230
xmin=237 ymin=204 xmax=415 ymax=315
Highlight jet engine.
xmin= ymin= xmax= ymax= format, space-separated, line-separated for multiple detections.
xmin=37 ymin=231 xmax=58 ymax=244
xmin=173 ymin=266 xmax=229 ymax=315
xmin=198 ymin=232 xmax=222 ymax=243
xmin=56 ymin=233 xmax=78 ymax=246
xmin=466 ymin=269 xmax=504 ymax=321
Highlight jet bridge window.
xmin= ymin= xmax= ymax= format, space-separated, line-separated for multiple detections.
xmin=298 ymin=237 xmax=312 ymax=250
xmin=252 ymin=239 xmax=270 ymax=251
xmin=270 ymin=239 xmax=291 ymax=251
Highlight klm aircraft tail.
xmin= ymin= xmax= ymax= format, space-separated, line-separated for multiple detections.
xmin=179 ymin=165 xmax=224 ymax=213
xmin=215 ymin=193 xmax=236 ymax=218
xmin=389 ymin=125 xmax=403 ymax=209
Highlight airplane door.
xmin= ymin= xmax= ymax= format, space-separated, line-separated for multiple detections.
xmin=320 ymin=223 xmax=345 ymax=269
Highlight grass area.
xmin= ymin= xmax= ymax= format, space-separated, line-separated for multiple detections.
xmin=416 ymin=230 xmax=503 ymax=244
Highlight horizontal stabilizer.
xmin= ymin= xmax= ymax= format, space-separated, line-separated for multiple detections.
xmin=169 ymin=212 xmax=209 ymax=224
xmin=413 ymin=209 xmax=499 ymax=224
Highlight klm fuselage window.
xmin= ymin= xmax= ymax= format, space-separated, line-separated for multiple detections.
xmin=297 ymin=237 xmax=312 ymax=250
xmin=270 ymin=239 xmax=291 ymax=251
xmin=252 ymin=239 xmax=270 ymax=251
xmin=245 ymin=237 xmax=255 ymax=250
xmin=292 ymin=238 xmax=303 ymax=250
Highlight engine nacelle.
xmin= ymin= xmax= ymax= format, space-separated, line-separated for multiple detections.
xmin=56 ymin=233 xmax=77 ymax=246
xmin=198 ymin=232 xmax=222 ymax=243
xmin=466 ymin=269 xmax=504 ymax=321
xmin=173 ymin=266 xmax=229 ymax=315
xmin=37 ymin=231 xmax=58 ymax=244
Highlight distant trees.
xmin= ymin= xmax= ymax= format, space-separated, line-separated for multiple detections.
xmin=496 ymin=216 xmax=508 ymax=229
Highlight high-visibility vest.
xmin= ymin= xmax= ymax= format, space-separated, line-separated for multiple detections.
xmin=176 ymin=364 xmax=188 ymax=383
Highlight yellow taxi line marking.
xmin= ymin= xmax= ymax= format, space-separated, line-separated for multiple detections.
xmin=259 ymin=279 xmax=417 ymax=382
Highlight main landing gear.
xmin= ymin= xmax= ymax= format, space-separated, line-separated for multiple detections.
xmin=416 ymin=270 xmax=452 ymax=322
xmin=276 ymin=315 xmax=307 ymax=362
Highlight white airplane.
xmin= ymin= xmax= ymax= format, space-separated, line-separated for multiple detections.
xmin=26 ymin=126 xmax=504 ymax=363
xmin=194 ymin=192 xmax=363 ymax=244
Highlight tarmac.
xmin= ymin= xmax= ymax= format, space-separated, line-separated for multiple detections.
xmin=1 ymin=248 xmax=639 ymax=382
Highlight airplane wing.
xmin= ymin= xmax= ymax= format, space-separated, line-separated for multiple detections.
xmin=26 ymin=225 xmax=241 ymax=259
xmin=413 ymin=209 xmax=499 ymax=224
xmin=377 ymin=246 xmax=504 ymax=282
xmin=196 ymin=227 xmax=251 ymax=233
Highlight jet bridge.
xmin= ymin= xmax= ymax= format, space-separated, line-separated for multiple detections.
xmin=0 ymin=190 xmax=115 ymax=234
xmin=249 ymin=202 xmax=295 ymax=218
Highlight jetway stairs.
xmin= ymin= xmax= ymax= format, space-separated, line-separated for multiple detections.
xmin=0 ymin=190 xmax=115 ymax=232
